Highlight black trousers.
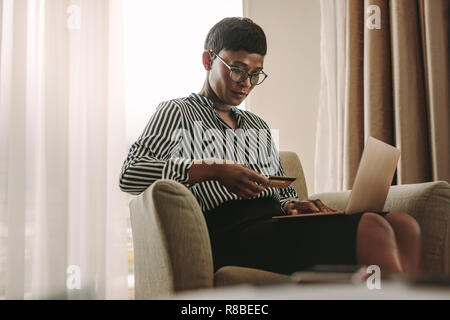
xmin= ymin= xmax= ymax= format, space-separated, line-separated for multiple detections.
xmin=203 ymin=197 xmax=365 ymax=275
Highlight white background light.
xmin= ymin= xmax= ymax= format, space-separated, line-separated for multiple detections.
xmin=124 ymin=0 xmax=244 ymax=145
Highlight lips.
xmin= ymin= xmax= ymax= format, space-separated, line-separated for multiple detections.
xmin=232 ymin=91 xmax=248 ymax=98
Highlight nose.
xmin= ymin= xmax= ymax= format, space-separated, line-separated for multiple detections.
xmin=240 ymin=76 xmax=252 ymax=88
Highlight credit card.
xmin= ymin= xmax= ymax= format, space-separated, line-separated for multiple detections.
xmin=267 ymin=176 xmax=296 ymax=188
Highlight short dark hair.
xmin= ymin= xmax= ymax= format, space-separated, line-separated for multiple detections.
xmin=204 ymin=17 xmax=267 ymax=58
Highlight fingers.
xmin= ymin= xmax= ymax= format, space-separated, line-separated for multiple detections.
xmin=246 ymin=176 xmax=266 ymax=193
xmin=245 ymin=185 xmax=263 ymax=197
xmin=238 ymin=180 xmax=266 ymax=199
xmin=238 ymin=164 xmax=270 ymax=186
xmin=284 ymin=202 xmax=299 ymax=216
xmin=312 ymin=199 xmax=328 ymax=212
xmin=312 ymin=199 xmax=339 ymax=213
xmin=292 ymin=200 xmax=320 ymax=213
xmin=240 ymin=187 xmax=255 ymax=199
xmin=231 ymin=164 xmax=272 ymax=199
xmin=242 ymin=169 xmax=270 ymax=198
xmin=306 ymin=201 xmax=320 ymax=213
xmin=285 ymin=202 xmax=294 ymax=211
xmin=248 ymin=172 xmax=271 ymax=187
xmin=240 ymin=185 xmax=264 ymax=199
xmin=285 ymin=200 xmax=338 ymax=216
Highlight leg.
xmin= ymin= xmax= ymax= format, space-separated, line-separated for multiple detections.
xmin=384 ymin=212 xmax=422 ymax=275
xmin=356 ymin=212 xmax=403 ymax=273
xmin=211 ymin=213 xmax=369 ymax=275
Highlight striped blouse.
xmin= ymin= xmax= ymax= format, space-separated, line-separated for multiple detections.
xmin=119 ymin=93 xmax=298 ymax=213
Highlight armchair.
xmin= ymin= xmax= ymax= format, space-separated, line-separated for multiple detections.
xmin=129 ymin=151 xmax=450 ymax=299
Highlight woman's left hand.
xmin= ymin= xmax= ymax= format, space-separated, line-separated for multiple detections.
xmin=284 ymin=199 xmax=339 ymax=215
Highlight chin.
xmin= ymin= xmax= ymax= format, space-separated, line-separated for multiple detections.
xmin=230 ymin=95 xmax=246 ymax=106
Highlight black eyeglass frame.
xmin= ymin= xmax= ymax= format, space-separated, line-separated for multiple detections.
xmin=209 ymin=50 xmax=268 ymax=86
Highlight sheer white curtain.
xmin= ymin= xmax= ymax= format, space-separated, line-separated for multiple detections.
xmin=0 ymin=0 xmax=128 ymax=299
xmin=314 ymin=0 xmax=347 ymax=193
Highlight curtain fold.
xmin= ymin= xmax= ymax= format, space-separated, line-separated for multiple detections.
xmin=0 ymin=0 xmax=128 ymax=299
xmin=363 ymin=0 xmax=393 ymax=148
xmin=316 ymin=0 xmax=449 ymax=193
xmin=419 ymin=0 xmax=449 ymax=182
xmin=390 ymin=0 xmax=431 ymax=184
xmin=343 ymin=0 xmax=364 ymax=189
xmin=314 ymin=0 xmax=347 ymax=193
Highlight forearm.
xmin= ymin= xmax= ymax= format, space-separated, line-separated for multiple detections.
xmin=119 ymin=156 xmax=167 ymax=194
xmin=120 ymin=153 xmax=193 ymax=194
xmin=186 ymin=158 xmax=221 ymax=185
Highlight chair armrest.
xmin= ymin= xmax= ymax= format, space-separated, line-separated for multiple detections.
xmin=130 ymin=180 xmax=214 ymax=299
xmin=310 ymin=181 xmax=450 ymax=274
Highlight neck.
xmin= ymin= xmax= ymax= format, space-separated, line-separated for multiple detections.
xmin=198 ymin=80 xmax=232 ymax=113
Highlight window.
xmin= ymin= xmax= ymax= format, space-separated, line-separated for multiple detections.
xmin=123 ymin=0 xmax=243 ymax=299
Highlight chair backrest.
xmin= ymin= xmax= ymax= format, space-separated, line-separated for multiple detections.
xmin=279 ymin=151 xmax=308 ymax=200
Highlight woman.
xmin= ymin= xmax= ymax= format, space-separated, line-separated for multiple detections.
xmin=119 ymin=17 xmax=422 ymax=276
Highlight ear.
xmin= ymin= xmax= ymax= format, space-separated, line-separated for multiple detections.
xmin=202 ymin=50 xmax=213 ymax=71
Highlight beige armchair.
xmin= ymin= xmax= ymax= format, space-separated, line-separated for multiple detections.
xmin=129 ymin=151 xmax=450 ymax=299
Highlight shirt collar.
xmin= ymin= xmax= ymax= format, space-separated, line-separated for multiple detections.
xmin=189 ymin=93 xmax=241 ymax=115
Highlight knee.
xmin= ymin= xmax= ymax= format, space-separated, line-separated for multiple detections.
xmin=385 ymin=212 xmax=421 ymax=241
xmin=358 ymin=212 xmax=395 ymax=238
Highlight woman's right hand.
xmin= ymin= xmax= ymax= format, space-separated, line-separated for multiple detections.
xmin=213 ymin=161 xmax=271 ymax=199
xmin=284 ymin=199 xmax=339 ymax=215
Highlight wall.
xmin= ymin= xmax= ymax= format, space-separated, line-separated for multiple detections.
xmin=243 ymin=0 xmax=321 ymax=193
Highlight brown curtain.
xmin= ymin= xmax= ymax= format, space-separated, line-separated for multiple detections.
xmin=344 ymin=0 xmax=449 ymax=188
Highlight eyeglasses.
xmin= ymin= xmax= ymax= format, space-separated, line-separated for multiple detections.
xmin=210 ymin=51 xmax=268 ymax=86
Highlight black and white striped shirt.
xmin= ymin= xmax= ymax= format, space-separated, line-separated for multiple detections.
xmin=119 ymin=93 xmax=298 ymax=213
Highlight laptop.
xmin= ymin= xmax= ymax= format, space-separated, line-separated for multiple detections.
xmin=272 ymin=136 xmax=401 ymax=219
